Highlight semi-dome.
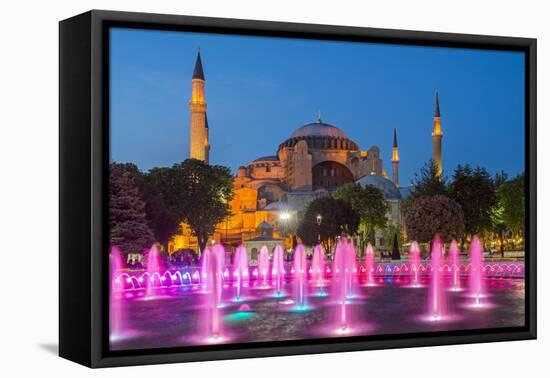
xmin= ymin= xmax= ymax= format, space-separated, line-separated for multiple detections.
xmin=356 ymin=174 xmax=402 ymax=200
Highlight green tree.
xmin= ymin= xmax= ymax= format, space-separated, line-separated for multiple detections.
xmin=490 ymin=170 xmax=508 ymax=257
xmin=448 ymin=165 xmax=496 ymax=236
xmin=499 ymin=173 xmax=525 ymax=235
xmin=109 ymin=163 xmax=154 ymax=256
xmin=333 ymin=182 xmax=388 ymax=247
xmin=404 ymin=195 xmax=465 ymax=243
xmin=152 ymin=159 xmax=234 ymax=253
xmin=410 ymin=159 xmax=448 ymax=198
xmin=297 ymin=196 xmax=359 ymax=251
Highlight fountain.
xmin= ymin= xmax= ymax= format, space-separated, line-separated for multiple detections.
xmin=428 ymin=235 xmax=446 ymax=320
xmin=258 ymin=246 xmax=270 ymax=288
xmin=333 ymin=237 xmax=356 ymax=333
xmin=212 ymin=244 xmax=226 ymax=303
xmin=200 ymin=247 xmax=212 ymax=292
xmin=311 ymin=244 xmax=326 ymax=295
xmin=364 ymin=243 xmax=376 ymax=286
xmin=408 ymin=241 xmax=421 ymax=287
xmin=293 ymin=244 xmax=308 ymax=310
xmin=204 ymin=251 xmax=223 ymax=342
xmin=109 ymin=246 xmax=124 ymax=340
xmin=145 ymin=244 xmax=162 ymax=299
xmin=448 ymin=239 xmax=461 ymax=291
xmin=233 ymin=245 xmax=249 ymax=301
xmin=272 ymin=245 xmax=285 ymax=297
xmin=469 ymin=235 xmax=485 ymax=307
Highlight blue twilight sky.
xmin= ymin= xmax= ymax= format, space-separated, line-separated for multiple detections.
xmin=110 ymin=27 xmax=525 ymax=186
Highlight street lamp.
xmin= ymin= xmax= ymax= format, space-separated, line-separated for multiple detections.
xmin=316 ymin=214 xmax=322 ymax=243
xmin=279 ymin=211 xmax=292 ymax=253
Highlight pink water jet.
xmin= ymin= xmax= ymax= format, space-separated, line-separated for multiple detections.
xmin=272 ymin=245 xmax=285 ymax=296
xmin=212 ymin=244 xmax=226 ymax=303
xmin=204 ymin=250 xmax=223 ymax=342
xmin=427 ymin=235 xmax=446 ymax=321
xmin=145 ymin=244 xmax=162 ymax=299
xmin=200 ymin=247 xmax=212 ymax=292
xmin=408 ymin=241 xmax=421 ymax=287
xmin=469 ymin=235 xmax=486 ymax=307
xmin=109 ymin=246 xmax=124 ymax=340
xmin=293 ymin=244 xmax=307 ymax=309
xmin=258 ymin=246 xmax=270 ymax=287
xmin=233 ymin=245 xmax=249 ymax=301
xmin=448 ymin=239 xmax=461 ymax=291
xmin=364 ymin=243 xmax=376 ymax=286
xmin=333 ymin=237 xmax=357 ymax=332
xmin=312 ymin=244 xmax=326 ymax=295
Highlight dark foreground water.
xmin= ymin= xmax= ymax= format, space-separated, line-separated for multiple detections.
xmin=110 ymin=276 xmax=524 ymax=351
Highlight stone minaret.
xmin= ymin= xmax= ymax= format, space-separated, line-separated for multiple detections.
xmin=432 ymin=91 xmax=443 ymax=177
xmin=189 ymin=50 xmax=209 ymax=163
xmin=391 ymin=128 xmax=400 ymax=187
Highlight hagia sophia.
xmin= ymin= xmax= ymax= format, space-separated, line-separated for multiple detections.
xmin=168 ymin=51 xmax=444 ymax=256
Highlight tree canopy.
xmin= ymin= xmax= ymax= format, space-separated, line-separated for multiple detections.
xmin=297 ymin=196 xmax=359 ymax=250
xmin=109 ymin=163 xmax=154 ymax=256
xmin=448 ymin=164 xmax=496 ymax=235
xmin=497 ymin=173 xmax=525 ymax=235
xmin=333 ymin=182 xmax=388 ymax=246
xmin=404 ymin=195 xmax=465 ymax=243
xmin=409 ymin=159 xmax=448 ymax=198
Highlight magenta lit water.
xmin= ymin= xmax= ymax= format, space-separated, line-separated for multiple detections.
xmin=428 ymin=235 xmax=446 ymax=320
xmin=272 ymin=246 xmax=285 ymax=296
xmin=233 ymin=245 xmax=249 ymax=301
xmin=258 ymin=246 xmax=270 ymax=287
xmin=110 ymin=246 xmax=124 ymax=339
xmin=365 ymin=243 xmax=375 ymax=286
xmin=448 ymin=239 xmax=461 ymax=291
xmin=333 ymin=237 xmax=357 ymax=332
xmin=200 ymin=247 xmax=211 ymax=291
xmin=469 ymin=235 xmax=485 ymax=306
xmin=145 ymin=244 xmax=162 ymax=299
xmin=212 ymin=244 xmax=226 ymax=303
xmin=204 ymin=250 xmax=222 ymax=341
xmin=293 ymin=244 xmax=307 ymax=309
xmin=311 ymin=244 xmax=326 ymax=294
xmin=408 ymin=241 xmax=421 ymax=287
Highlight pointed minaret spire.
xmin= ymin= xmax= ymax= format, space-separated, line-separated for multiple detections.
xmin=192 ymin=49 xmax=205 ymax=80
xmin=432 ymin=90 xmax=443 ymax=177
xmin=434 ymin=91 xmax=441 ymax=117
xmin=391 ymin=128 xmax=400 ymax=187
xmin=316 ymin=109 xmax=322 ymax=123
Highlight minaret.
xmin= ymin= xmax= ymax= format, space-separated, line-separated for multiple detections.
xmin=189 ymin=50 xmax=209 ymax=163
xmin=432 ymin=91 xmax=443 ymax=177
xmin=391 ymin=128 xmax=400 ymax=187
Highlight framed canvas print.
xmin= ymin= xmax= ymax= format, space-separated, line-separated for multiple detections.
xmin=59 ymin=10 xmax=536 ymax=368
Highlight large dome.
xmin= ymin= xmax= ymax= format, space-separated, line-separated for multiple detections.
xmin=290 ymin=121 xmax=348 ymax=139
xmin=279 ymin=118 xmax=358 ymax=152
xmin=356 ymin=174 xmax=402 ymax=200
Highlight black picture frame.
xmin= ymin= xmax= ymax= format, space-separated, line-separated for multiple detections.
xmin=59 ymin=9 xmax=537 ymax=368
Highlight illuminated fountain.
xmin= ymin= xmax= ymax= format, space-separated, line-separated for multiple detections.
xmin=311 ymin=244 xmax=326 ymax=295
xmin=427 ymin=235 xmax=446 ymax=321
xmin=364 ymin=243 xmax=376 ymax=286
xmin=408 ymin=241 xmax=421 ymax=287
xmin=272 ymin=245 xmax=285 ymax=297
xmin=469 ymin=235 xmax=485 ymax=307
xmin=109 ymin=246 xmax=124 ymax=340
xmin=448 ymin=239 xmax=461 ymax=291
xmin=258 ymin=246 xmax=270 ymax=288
xmin=204 ymin=251 xmax=223 ymax=342
xmin=200 ymin=247 xmax=212 ymax=292
xmin=293 ymin=244 xmax=308 ymax=310
xmin=145 ymin=244 xmax=162 ymax=299
xmin=212 ymin=244 xmax=226 ymax=303
xmin=233 ymin=245 xmax=249 ymax=301
xmin=333 ymin=237 xmax=356 ymax=333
